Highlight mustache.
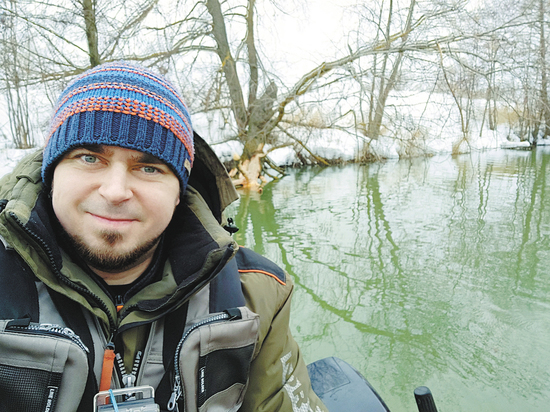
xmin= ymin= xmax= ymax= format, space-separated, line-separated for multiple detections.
xmin=84 ymin=203 xmax=142 ymax=220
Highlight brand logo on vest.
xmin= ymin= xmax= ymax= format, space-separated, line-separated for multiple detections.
xmin=199 ymin=366 xmax=206 ymax=394
xmin=44 ymin=386 xmax=58 ymax=412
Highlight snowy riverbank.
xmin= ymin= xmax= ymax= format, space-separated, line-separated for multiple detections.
xmin=2 ymin=91 xmax=549 ymax=177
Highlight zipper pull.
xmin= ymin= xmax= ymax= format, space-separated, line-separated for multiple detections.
xmin=122 ymin=374 xmax=136 ymax=388
xmin=224 ymin=308 xmax=242 ymax=320
xmin=115 ymin=353 xmax=131 ymax=387
xmin=118 ymin=351 xmax=143 ymax=389
xmin=99 ymin=342 xmax=116 ymax=392
xmin=167 ymin=375 xmax=182 ymax=411
xmin=6 ymin=317 xmax=32 ymax=328
xmin=115 ymin=295 xmax=124 ymax=313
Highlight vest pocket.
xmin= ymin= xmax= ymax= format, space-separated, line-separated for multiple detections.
xmin=0 ymin=318 xmax=89 ymax=412
xmin=197 ymin=343 xmax=256 ymax=409
xmin=168 ymin=307 xmax=260 ymax=412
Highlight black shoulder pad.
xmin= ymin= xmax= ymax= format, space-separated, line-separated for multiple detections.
xmin=209 ymin=257 xmax=246 ymax=312
xmin=0 ymin=246 xmax=39 ymax=321
xmin=235 ymin=247 xmax=286 ymax=285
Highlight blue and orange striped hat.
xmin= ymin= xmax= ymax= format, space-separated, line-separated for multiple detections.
xmin=42 ymin=61 xmax=194 ymax=191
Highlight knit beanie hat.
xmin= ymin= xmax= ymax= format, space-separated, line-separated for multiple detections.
xmin=42 ymin=61 xmax=194 ymax=191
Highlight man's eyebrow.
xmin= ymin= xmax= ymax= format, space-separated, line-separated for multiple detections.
xmin=133 ymin=152 xmax=166 ymax=165
xmin=64 ymin=144 xmax=105 ymax=157
xmin=81 ymin=144 xmax=105 ymax=153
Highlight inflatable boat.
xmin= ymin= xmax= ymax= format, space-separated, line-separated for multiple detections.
xmin=308 ymin=357 xmax=438 ymax=412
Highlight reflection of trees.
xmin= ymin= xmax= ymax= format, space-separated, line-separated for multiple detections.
xmin=233 ymin=167 xmax=425 ymax=341
xmin=358 ymin=164 xmax=451 ymax=401
xmin=515 ymin=149 xmax=549 ymax=290
xmin=234 ymin=170 xmax=399 ymax=337
xmin=359 ymin=165 xmax=433 ymax=343
xmin=448 ymin=149 xmax=550 ymax=395
xmin=231 ymin=165 xmax=444 ymax=407
xmin=449 ymin=154 xmax=509 ymax=386
xmin=229 ymin=154 xmax=550 ymax=409
xmin=450 ymin=150 xmax=550 ymax=293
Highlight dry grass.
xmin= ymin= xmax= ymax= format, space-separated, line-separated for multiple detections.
xmin=494 ymin=106 xmax=520 ymax=126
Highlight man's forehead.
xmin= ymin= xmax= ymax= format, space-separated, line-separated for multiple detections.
xmin=66 ymin=144 xmax=166 ymax=165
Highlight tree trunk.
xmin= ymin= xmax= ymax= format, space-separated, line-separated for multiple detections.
xmin=206 ymin=0 xmax=248 ymax=133
xmin=206 ymin=0 xmax=279 ymax=189
xmin=539 ymin=0 xmax=550 ymax=142
xmin=367 ymin=0 xmax=415 ymax=140
xmin=82 ymin=0 xmax=100 ymax=67
xmin=246 ymin=0 xmax=258 ymax=108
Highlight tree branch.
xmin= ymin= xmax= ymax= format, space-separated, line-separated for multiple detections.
xmin=277 ymin=125 xmax=330 ymax=166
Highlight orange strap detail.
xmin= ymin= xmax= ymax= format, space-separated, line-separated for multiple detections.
xmin=99 ymin=347 xmax=116 ymax=391
xmin=238 ymin=269 xmax=286 ymax=286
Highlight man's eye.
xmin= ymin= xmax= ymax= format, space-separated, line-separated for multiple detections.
xmin=142 ymin=166 xmax=160 ymax=174
xmin=81 ymin=154 xmax=97 ymax=163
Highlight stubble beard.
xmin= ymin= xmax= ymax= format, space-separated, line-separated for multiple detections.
xmin=65 ymin=229 xmax=161 ymax=273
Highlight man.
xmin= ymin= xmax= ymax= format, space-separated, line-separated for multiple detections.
xmin=0 ymin=62 xmax=327 ymax=412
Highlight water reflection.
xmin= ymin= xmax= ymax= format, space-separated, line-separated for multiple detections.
xmin=225 ymin=148 xmax=550 ymax=412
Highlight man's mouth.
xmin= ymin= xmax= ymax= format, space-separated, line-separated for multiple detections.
xmin=89 ymin=213 xmax=138 ymax=225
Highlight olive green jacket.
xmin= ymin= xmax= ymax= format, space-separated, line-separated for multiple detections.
xmin=0 ymin=136 xmax=327 ymax=412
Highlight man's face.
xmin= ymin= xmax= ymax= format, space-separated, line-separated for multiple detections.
xmin=51 ymin=145 xmax=180 ymax=276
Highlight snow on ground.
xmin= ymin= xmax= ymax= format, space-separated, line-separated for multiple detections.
xmin=0 ymin=142 xmax=37 ymax=178
xmin=193 ymin=91 xmax=541 ymax=167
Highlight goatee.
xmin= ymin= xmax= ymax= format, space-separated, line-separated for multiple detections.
xmin=63 ymin=229 xmax=160 ymax=273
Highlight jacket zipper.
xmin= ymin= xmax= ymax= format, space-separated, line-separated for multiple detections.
xmin=167 ymin=309 xmax=242 ymax=411
xmin=6 ymin=318 xmax=90 ymax=353
xmin=10 ymin=212 xmax=118 ymax=337
xmin=115 ymin=351 xmax=143 ymax=389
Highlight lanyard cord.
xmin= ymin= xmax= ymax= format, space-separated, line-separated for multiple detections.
xmin=108 ymin=389 xmax=120 ymax=412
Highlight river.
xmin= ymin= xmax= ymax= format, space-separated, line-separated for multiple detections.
xmin=225 ymin=147 xmax=550 ymax=412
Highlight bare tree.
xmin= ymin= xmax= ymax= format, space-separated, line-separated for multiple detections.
xmin=0 ymin=0 xmax=171 ymax=148
xmin=1 ymin=0 xmax=34 ymax=148
xmin=197 ymin=0 xmax=462 ymax=187
xmin=537 ymin=0 xmax=550 ymax=143
xmin=367 ymin=0 xmax=417 ymax=141
xmin=475 ymin=0 xmax=550 ymax=144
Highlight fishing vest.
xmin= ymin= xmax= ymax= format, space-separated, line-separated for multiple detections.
xmin=0 ymin=245 xmax=284 ymax=412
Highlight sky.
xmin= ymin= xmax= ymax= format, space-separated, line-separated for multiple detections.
xmin=255 ymin=0 xmax=360 ymax=82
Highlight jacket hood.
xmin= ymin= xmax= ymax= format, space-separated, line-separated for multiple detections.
xmin=188 ymin=131 xmax=239 ymax=223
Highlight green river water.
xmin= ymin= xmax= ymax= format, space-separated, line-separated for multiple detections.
xmin=226 ymin=147 xmax=550 ymax=412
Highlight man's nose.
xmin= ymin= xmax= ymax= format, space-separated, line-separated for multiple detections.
xmin=97 ymin=165 xmax=133 ymax=203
